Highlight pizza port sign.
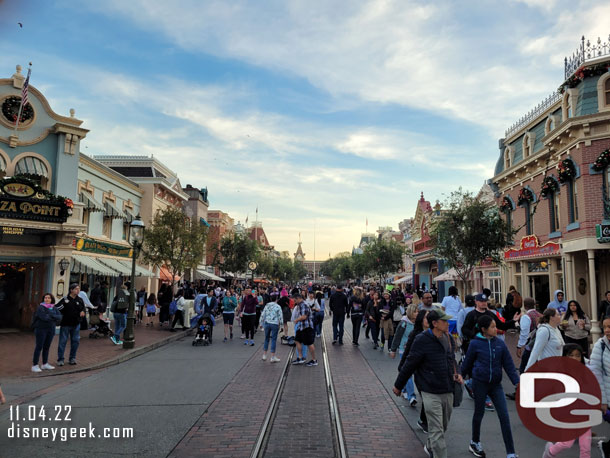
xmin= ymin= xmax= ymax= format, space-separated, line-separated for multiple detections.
xmin=0 ymin=176 xmax=72 ymax=223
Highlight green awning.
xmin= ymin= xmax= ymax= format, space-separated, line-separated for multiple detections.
xmin=116 ymin=259 xmax=155 ymax=277
xmin=80 ymin=191 xmax=105 ymax=212
xmin=96 ymin=257 xmax=132 ymax=275
xmin=104 ymin=200 xmax=126 ymax=219
xmin=14 ymin=156 xmax=49 ymax=178
xmin=124 ymin=207 xmax=137 ymax=223
xmin=71 ymin=254 xmax=119 ymax=276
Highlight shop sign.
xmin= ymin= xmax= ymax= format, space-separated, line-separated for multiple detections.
xmin=504 ymin=235 xmax=560 ymax=260
xmin=596 ymin=223 xmax=610 ymax=243
xmin=73 ymin=237 xmax=133 ymax=258
xmin=2 ymin=183 xmax=35 ymax=198
xmin=0 ymin=177 xmax=71 ymax=223
xmin=1 ymin=226 xmax=24 ymax=235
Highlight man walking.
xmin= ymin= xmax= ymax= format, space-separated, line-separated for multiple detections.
xmin=56 ymin=283 xmax=86 ymax=365
xmin=393 ymin=310 xmax=462 ymax=458
xmin=110 ymin=282 xmax=129 ymax=345
xmin=418 ymin=292 xmax=438 ymax=311
xmin=292 ymin=292 xmax=317 ymax=366
xmin=329 ymin=284 xmax=348 ymax=345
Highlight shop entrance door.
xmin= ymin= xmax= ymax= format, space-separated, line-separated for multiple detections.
xmin=529 ymin=275 xmax=550 ymax=310
xmin=0 ymin=262 xmax=46 ymax=330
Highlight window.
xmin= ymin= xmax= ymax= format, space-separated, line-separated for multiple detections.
xmin=489 ymin=277 xmax=502 ymax=304
xmin=525 ymin=201 xmax=534 ymax=235
xmin=598 ymin=74 xmax=610 ymax=111
xmin=606 ymin=78 xmax=610 ymax=106
xmin=523 ymin=135 xmax=531 ymax=158
xmin=549 ymin=191 xmax=560 ymax=233
xmin=83 ymin=209 xmax=90 ymax=229
xmin=568 ymin=180 xmax=579 ymax=223
xmin=103 ymin=217 xmax=112 ymax=238
xmin=504 ymin=147 xmax=512 ymax=169
xmin=562 ymin=90 xmax=576 ymax=121
xmin=122 ymin=222 xmax=129 ymax=241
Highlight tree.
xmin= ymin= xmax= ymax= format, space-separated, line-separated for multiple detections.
xmin=429 ymin=189 xmax=513 ymax=293
xmin=362 ymin=239 xmax=404 ymax=284
xmin=213 ymin=233 xmax=260 ymax=276
xmin=292 ymin=260 xmax=308 ymax=282
xmin=142 ymin=207 xmax=208 ymax=287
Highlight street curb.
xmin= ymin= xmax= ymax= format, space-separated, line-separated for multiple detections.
xmin=35 ymin=328 xmax=194 ymax=378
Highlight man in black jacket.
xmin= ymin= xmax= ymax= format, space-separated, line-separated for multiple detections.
xmin=329 ymin=285 xmax=348 ymax=345
xmin=461 ymin=293 xmax=520 ymax=343
xmin=56 ymin=283 xmax=85 ymax=366
xmin=393 ymin=310 xmax=462 ymax=458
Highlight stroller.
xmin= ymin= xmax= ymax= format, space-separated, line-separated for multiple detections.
xmin=193 ymin=314 xmax=212 ymax=346
xmin=89 ymin=312 xmax=112 ymax=339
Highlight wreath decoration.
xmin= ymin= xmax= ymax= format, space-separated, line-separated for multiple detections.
xmin=1 ymin=96 xmax=34 ymax=125
xmin=557 ymin=158 xmax=577 ymax=183
xmin=540 ymin=175 xmax=559 ymax=198
xmin=499 ymin=196 xmax=513 ymax=213
xmin=518 ymin=188 xmax=534 ymax=206
xmin=592 ymin=149 xmax=610 ymax=172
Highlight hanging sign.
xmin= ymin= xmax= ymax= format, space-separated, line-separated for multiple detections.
xmin=504 ymin=235 xmax=560 ymax=260
xmin=73 ymin=237 xmax=133 ymax=258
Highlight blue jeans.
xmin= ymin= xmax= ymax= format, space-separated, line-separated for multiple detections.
xmin=33 ymin=327 xmax=55 ymax=365
xmin=263 ymin=323 xmax=279 ymax=353
xmin=472 ymin=379 xmax=515 ymax=454
xmin=332 ymin=313 xmax=345 ymax=342
xmin=404 ymin=376 xmax=416 ymax=400
xmin=314 ymin=311 xmax=325 ymax=335
xmin=114 ymin=312 xmax=127 ymax=340
xmin=57 ymin=325 xmax=80 ymax=362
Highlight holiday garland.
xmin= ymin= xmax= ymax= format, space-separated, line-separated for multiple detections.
xmin=0 ymin=174 xmax=73 ymax=216
xmin=1 ymin=96 xmax=34 ymax=124
xmin=559 ymin=63 xmax=610 ymax=93
xmin=592 ymin=149 xmax=610 ymax=172
xmin=557 ymin=158 xmax=577 ymax=183
xmin=499 ymin=196 xmax=513 ymax=212
xmin=540 ymin=175 xmax=559 ymax=198
xmin=518 ymin=188 xmax=534 ymax=205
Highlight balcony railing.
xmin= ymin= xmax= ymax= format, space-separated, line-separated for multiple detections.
xmin=565 ymin=35 xmax=610 ymax=80
xmin=504 ymin=92 xmax=561 ymax=139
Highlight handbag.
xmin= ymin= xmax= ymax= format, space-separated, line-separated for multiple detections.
xmin=393 ymin=308 xmax=403 ymax=322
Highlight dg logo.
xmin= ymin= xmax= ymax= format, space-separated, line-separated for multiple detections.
xmin=516 ymin=356 xmax=602 ymax=442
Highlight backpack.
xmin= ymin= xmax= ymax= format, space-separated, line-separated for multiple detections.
xmin=512 ymin=291 xmax=523 ymax=309
xmin=112 ymin=289 xmax=129 ymax=313
xmin=169 ymin=300 xmax=178 ymax=315
xmin=525 ymin=324 xmax=551 ymax=351
xmin=526 ymin=309 xmax=542 ymax=333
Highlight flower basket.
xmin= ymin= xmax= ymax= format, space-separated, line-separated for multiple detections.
xmin=540 ymin=176 xmax=559 ymax=198
xmin=592 ymin=149 xmax=610 ymax=172
xmin=557 ymin=159 xmax=576 ymax=183
xmin=517 ymin=188 xmax=534 ymax=206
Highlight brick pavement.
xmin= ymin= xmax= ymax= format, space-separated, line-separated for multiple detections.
xmin=169 ymin=340 xmax=292 ymax=458
xmin=264 ymin=338 xmax=334 ymax=458
xmin=0 ymin=321 xmax=189 ymax=378
xmin=323 ymin=318 xmax=427 ymax=458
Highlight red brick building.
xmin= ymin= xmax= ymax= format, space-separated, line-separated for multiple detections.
xmin=206 ymin=210 xmax=234 ymax=275
xmin=491 ymin=35 xmax=610 ymax=338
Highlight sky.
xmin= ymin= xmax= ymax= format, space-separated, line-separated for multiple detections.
xmin=1 ymin=0 xmax=608 ymax=260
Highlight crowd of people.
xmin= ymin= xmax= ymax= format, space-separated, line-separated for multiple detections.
xmin=26 ymin=277 xmax=610 ymax=458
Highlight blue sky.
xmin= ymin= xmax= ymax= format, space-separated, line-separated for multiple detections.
xmin=1 ymin=0 xmax=607 ymax=259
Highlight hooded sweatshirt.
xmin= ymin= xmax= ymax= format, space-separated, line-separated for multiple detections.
xmin=547 ymin=290 xmax=568 ymax=314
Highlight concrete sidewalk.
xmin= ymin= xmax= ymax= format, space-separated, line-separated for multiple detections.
xmin=0 ymin=322 xmax=190 ymax=379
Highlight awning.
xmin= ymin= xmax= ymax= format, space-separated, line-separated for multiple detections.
xmin=393 ymin=276 xmax=410 ymax=285
xmin=104 ymin=201 xmax=126 ymax=219
xmin=0 ymin=155 xmax=5 ymax=172
xmin=14 ymin=156 xmax=48 ymax=178
xmin=80 ymin=191 xmax=105 ymax=212
xmin=124 ymin=207 xmax=137 ymax=223
xmin=116 ymin=259 xmax=155 ymax=277
xmin=97 ymin=257 xmax=133 ymax=276
xmin=71 ymin=254 xmax=120 ymax=276
xmin=160 ymin=265 xmax=181 ymax=282
xmin=196 ymin=269 xmax=225 ymax=282
xmin=200 ymin=217 xmax=210 ymax=227
xmin=434 ymin=268 xmax=460 ymax=282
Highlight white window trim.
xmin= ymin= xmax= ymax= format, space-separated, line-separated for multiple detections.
xmin=522 ymin=131 xmax=536 ymax=158
xmin=504 ymin=145 xmax=515 ymax=170
xmin=562 ymin=88 xmax=578 ymax=121
xmin=544 ymin=114 xmax=559 ymax=135
xmin=598 ymin=72 xmax=610 ymax=113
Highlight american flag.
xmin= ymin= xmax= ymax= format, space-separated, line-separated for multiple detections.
xmin=21 ymin=67 xmax=31 ymax=107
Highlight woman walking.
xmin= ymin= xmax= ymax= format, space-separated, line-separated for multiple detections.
xmin=441 ymin=286 xmax=463 ymax=336
xmin=525 ymin=308 xmax=565 ymax=371
xmin=460 ymin=315 xmax=520 ymax=458
xmin=278 ymin=289 xmax=291 ymax=337
xmin=560 ymin=300 xmax=591 ymax=357
xmin=31 ymin=293 xmax=62 ymax=372
xmin=589 ymin=317 xmax=610 ymax=456
xmin=170 ymin=289 xmax=187 ymax=331
xmin=313 ymin=291 xmax=325 ymax=338
xmin=240 ymin=289 xmax=258 ymax=346
xmin=366 ymin=292 xmax=381 ymax=349
xmin=260 ymin=301 xmax=283 ymax=362
xmin=348 ymin=287 xmax=366 ymax=345
xmin=379 ymin=291 xmax=396 ymax=350
xmin=145 ymin=293 xmax=158 ymax=327
xmin=158 ymin=284 xmax=171 ymax=327
xmin=222 ymin=288 xmax=238 ymax=342
xmin=390 ymin=304 xmax=419 ymax=406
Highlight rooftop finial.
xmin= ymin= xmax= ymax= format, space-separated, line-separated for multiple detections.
xmin=69 ymin=108 xmax=75 ymax=117
xmin=16 ymin=64 xmax=22 ymax=74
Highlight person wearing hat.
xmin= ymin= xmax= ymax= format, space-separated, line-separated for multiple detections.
xmin=56 ymin=283 xmax=86 ymax=366
xmin=461 ymin=293 xmax=520 ymax=344
xmin=393 ymin=309 xmax=463 ymax=458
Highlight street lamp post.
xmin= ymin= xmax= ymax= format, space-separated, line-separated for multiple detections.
xmin=123 ymin=215 xmax=145 ymax=349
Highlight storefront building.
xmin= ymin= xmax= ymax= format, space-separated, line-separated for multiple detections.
xmin=0 ymin=65 xmax=88 ymax=329
xmin=492 ymin=35 xmax=610 ymax=336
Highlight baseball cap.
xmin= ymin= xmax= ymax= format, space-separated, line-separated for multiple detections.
xmin=427 ymin=309 xmax=452 ymax=322
xmin=475 ymin=293 xmax=488 ymax=302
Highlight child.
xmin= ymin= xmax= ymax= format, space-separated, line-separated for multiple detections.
xmin=543 ymin=343 xmax=590 ymax=457
xmin=195 ymin=315 xmax=212 ymax=343
xmin=460 ymin=315 xmax=520 ymax=458
xmin=390 ymin=304 xmax=418 ymax=407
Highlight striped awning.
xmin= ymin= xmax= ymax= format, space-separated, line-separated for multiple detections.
xmin=14 ymin=156 xmax=49 ymax=178
xmin=71 ymin=254 xmax=119 ymax=276
xmin=124 ymin=207 xmax=137 ymax=223
xmin=96 ymin=257 xmax=132 ymax=275
xmin=196 ymin=269 xmax=225 ymax=282
xmin=116 ymin=259 xmax=155 ymax=277
xmin=80 ymin=191 xmax=105 ymax=212
xmin=0 ymin=155 xmax=6 ymax=172
xmin=104 ymin=200 xmax=126 ymax=219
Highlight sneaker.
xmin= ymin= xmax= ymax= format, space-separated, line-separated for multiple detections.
xmin=291 ymin=358 xmax=303 ymax=365
xmin=223 ymin=337 xmax=227 ymax=342
xmin=240 ymin=335 xmax=245 ymax=339
xmin=410 ymin=398 xmax=418 ymax=407
xmin=31 ymin=365 xmax=42 ymax=373
xmin=262 ymin=354 xmax=267 ymax=361
xmin=380 ymin=342 xmax=384 ymax=349
xmin=69 ymin=359 xmax=77 ymax=365
xmin=110 ymin=335 xmax=117 ymax=344
xmin=249 ymin=341 xmax=255 ymax=346
xmin=41 ymin=363 xmax=55 ymax=370
xmin=424 ymin=443 xmax=433 ymax=458
xmin=297 ymin=358 xmax=306 ymax=364
xmin=506 ymin=455 xmax=519 ymax=458
xmin=485 ymin=401 xmax=494 ymax=411
xmin=469 ymin=441 xmax=486 ymax=457
xmin=305 ymin=360 xmax=318 ymax=366
xmin=57 ymin=360 xmax=64 ymax=366
xmin=417 ymin=419 xmax=428 ymax=434
xmin=270 ymin=356 xmax=280 ymax=363
xmin=332 ymin=340 xmax=337 ymax=345
xmin=244 ymin=340 xmax=249 ymax=345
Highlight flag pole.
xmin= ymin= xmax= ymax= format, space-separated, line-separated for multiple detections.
xmin=14 ymin=63 xmax=32 ymax=134
xmin=313 ymin=219 xmax=316 ymax=282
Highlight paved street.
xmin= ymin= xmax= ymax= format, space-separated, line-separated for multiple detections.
xmin=1 ymin=318 xmax=607 ymax=457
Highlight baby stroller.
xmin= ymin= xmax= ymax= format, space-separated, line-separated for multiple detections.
xmin=89 ymin=312 xmax=112 ymax=339
xmin=193 ymin=314 xmax=212 ymax=346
